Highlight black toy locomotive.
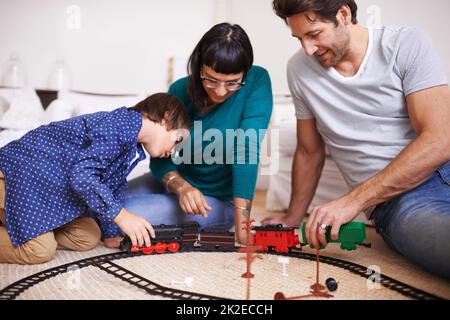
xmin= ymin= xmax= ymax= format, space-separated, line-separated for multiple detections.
xmin=120 ymin=222 xmax=235 ymax=254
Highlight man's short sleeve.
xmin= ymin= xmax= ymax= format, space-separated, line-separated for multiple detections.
xmin=397 ymin=27 xmax=448 ymax=96
xmin=287 ymin=55 xmax=315 ymax=120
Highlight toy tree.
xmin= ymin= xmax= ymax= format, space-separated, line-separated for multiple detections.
xmin=238 ymin=218 xmax=262 ymax=300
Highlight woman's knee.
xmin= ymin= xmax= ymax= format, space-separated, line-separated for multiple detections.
xmin=183 ymin=198 xmax=234 ymax=228
xmin=124 ymin=194 xmax=180 ymax=224
xmin=126 ymin=173 xmax=165 ymax=196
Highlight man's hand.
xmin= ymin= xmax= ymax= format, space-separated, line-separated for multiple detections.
xmin=103 ymin=237 xmax=123 ymax=249
xmin=113 ymin=208 xmax=155 ymax=247
xmin=177 ymin=184 xmax=212 ymax=218
xmin=305 ymin=195 xmax=363 ymax=249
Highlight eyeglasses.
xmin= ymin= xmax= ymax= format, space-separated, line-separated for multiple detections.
xmin=200 ymin=73 xmax=245 ymax=92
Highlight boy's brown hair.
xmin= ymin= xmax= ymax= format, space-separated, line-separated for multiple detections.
xmin=130 ymin=93 xmax=190 ymax=130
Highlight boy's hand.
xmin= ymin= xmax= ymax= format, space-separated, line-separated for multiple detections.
xmin=177 ymin=185 xmax=212 ymax=218
xmin=103 ymin=237 xmax=123 ymax=249
xmin=113 ymin=208 xmax=155 ymax=247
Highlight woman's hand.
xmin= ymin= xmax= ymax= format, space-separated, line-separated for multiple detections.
xmin=234 ymin=204 xmax=255 ymax=246
xmin=103 ymin=237 xmax=124 ymax=249
xmin=164 ymin=172 xmax=212 ymax=218
xmin=177 ymin=184 xmax=212 ymax=218
xmin=113 ymin=208 xmax=155 ymax=247
xmin=235 ymin=222 xmax=255 ymax=246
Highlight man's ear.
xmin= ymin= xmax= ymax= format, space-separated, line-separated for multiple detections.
xmin=338 ymin=5 xmax=352 ymax=25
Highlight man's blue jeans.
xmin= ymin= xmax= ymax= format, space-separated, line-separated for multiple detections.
xmin=371 ymin=161 xmax=450 ymax=279
xmin=124 ymin=173 xmax=235 ymax=230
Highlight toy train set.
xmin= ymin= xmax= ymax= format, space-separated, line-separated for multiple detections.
xmin=120 ymin=221 xmax=371 ymax=254
xmin=2 ymin=220 xmax=442 ymax=301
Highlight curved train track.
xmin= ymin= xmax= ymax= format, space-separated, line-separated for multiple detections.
xmin=0 ymin=248 xmax=444 ymax=300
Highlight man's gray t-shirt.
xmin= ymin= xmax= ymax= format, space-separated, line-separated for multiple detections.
xmin=288 ymin=27 xmax=448 ymax=193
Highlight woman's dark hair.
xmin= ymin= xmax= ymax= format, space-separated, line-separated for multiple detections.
xmin=187 ymin=23 xmax=254 ymax=110
xmin=272 ymin=0 xmax=358 ymax=25
xmin=130 ymin=93 xmax=190 ymax=130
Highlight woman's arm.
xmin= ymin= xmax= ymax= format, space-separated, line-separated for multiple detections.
xmin=234 ymin=197 xmax=254 ymax=245
xmin=232 ymin=68 xmax=273 ymax=239
xmin=163 ymin=171 xmax=211 ymax=217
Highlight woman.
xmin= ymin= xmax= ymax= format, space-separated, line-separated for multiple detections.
xmin=113 ymin=23 xmax=273 ymax=246
xmin=0 ymin=93 xmax=189 ymax=264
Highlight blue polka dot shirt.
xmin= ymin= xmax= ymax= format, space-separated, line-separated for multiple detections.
xmin=0 ymin=107 xmax=146 ymax=247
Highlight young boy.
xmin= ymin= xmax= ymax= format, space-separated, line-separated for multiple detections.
xmin=0 ymin=93 xmax=190 ymax=264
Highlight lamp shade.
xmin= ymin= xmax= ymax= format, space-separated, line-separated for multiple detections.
xmin=48 ymin=60 xmax=72 ymax=90
xmin=1 ymin=53 xmax=27 ymax=88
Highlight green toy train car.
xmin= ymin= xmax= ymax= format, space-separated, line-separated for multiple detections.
xmin=301 ymin=222 xmax=371 ymax=251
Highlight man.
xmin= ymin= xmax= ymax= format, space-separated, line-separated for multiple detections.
xmin=263 ymin=0 xmax=450 ymax=279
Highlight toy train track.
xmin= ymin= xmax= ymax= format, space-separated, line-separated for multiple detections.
xmin=0 ymin=248 xmax=444 ymax=300
xmin=282 ymin=250 xmax=443 ymax=301
xmin=97 ymin=260 xmax=229 ymax=300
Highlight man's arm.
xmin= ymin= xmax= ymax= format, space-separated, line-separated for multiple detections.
xmin=351 ymin=85 xmax=450 ymax=207
xmin=262 ymin=119 xmax=326 ymax=227
xmin=307 ymin=85 xmax=450 ymax=248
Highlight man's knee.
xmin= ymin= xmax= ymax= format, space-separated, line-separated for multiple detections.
xmin=390 ymin=201 xmax=450 ymax=241
xmin=387 ymin=202 xmax=450 ymax=278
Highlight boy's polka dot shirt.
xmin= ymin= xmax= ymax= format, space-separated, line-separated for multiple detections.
xmin=0 ymin=107 xmax=146 ymax=247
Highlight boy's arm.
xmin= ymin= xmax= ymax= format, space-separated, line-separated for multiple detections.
xmin=69 ymin=116 xmax=154 ymax=247
xmin=99 ymin=220 xmax=123 ymax=239
xmin=100 ymin=181 xmax=126 ymax=246
xmin=69 ymin=123 xmax=126 ymax=223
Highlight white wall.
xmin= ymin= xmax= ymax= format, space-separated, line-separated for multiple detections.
xmin=0 ymin=0 xmax=216 ymax=94
xmin=0 ymin=0 xmax=449 ymax=94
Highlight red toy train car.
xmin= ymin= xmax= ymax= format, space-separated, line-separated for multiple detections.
xmin=253 ymin=225 xmax=300 ymax=253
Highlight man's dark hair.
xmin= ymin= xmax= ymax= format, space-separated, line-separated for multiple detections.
xmin=272 ymin=0 xmax=358 ymax=25
xmin=130 ymin=93 xmax=190 ymax=130
xmin=187 ymin=23 xmax=254 ymax=111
